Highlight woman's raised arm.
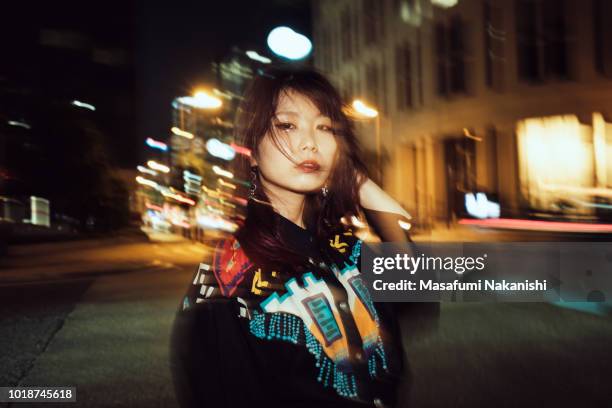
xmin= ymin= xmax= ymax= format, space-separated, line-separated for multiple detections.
xmin=358 ymin=177 xmax=411 ymax=219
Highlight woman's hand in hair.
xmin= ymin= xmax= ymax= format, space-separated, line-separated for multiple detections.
xmin=357 ymin=177 xmax=411 ymax=220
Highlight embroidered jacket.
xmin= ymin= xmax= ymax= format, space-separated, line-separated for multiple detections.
xmin=170 ymin=211 xmax=407 ymax=408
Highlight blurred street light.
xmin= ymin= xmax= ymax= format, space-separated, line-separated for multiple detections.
xmin=176 ymin=90 xmax=222 ymax=109
xmin=246 ymin=50 xmax=271 ymax=64
xmin=193 ymin=90 xmax=223 ymax=108
xmin=171 ymin=126 xmax=194 ymax=139
xmin=352 ymin=100 xmax=379 ymax=118
xmin=137 ymin=165 xmax=157 ymax=176
xmin=71 ymin=100 xmax=96 ymax=111
xmin=7 ymin=120 xmax=31 ymax=129
xmin=218 ymin=178 xmax=237 ymax=189
xmin=162 ymin=190 xmax=195 ymax=206
xmin=352 ymin=99 xmax=381 ymax=181
xmin=145 ymin=202 xmax=163 ymax=212
xmin=135 ymin=176 xmax=159 ymax=188
xmin=206 ymin=138 xmax=236 ymax=160
xmin=229 ymin=142 xmax=251 ymax=157
xmin=212 ymin=165 xmax=234 ymax=179
xmin=431 ymin=0 xmax=458 ymax=8
xmin=267 ymin=26 xmax=312 ymax=60
xmin=219 ymin=200 xmax=236 ymax=209
xmin=147 ymin=160 xmax=170 ymax=173
xmin=146 ymin=137 xmax=168 ymax=151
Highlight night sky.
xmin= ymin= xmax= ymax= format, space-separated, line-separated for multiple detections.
xmin=0 ymin=0 xmax=311 ymax=167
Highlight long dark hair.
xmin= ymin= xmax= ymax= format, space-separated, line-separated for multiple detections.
xmin=233 ymin=65 xmax=368 ymax=270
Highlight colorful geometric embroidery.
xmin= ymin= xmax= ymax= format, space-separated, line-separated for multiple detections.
xmin=347 ymin=275 xmax=377 ymax=322
xmin=212 ymin=238 xmax=253 ymax=297
xmin=302 ymin=294 xmax=342 ymax=346
xmin=248 ymin=237 xmax=390 ymax=400
xmin=258 ymin=273 xmax=350 ymax=366
xmin=251 ymin=268 xmax=271 ymax=295
xmin=329 ymin=234 xmax=349 ymax=253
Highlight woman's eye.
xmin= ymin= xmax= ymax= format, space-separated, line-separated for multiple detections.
xmin=275 ymin=122 xmax=295 ymax=131
xmin=318 ymin=125 xmax=334 ymax=133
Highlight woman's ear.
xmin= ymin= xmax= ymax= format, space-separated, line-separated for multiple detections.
xmin=249 ymin=156 xmax=258 ymax=167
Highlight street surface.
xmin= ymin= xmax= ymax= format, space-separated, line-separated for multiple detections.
xmin=0 ymin=230 xmax=208 ymax=408
xmin=0 ymin=226 xmax=610 ymax=407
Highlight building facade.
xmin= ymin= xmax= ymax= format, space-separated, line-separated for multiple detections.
xmin=312 ymin=0 xmax=612 ymax=229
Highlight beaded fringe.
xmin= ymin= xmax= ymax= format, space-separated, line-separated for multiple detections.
xmin=250 ymin=312 xmax=389 ymax=399
xmin=349 ymin=239 xmax=362 ymax=265
xmin=367 ymin=336 xmax=389 ymax=377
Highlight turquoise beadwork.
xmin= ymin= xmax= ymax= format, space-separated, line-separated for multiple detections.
xmin=349 ymin=240 xmax=362 ymax=265
xmin=247 ymin=238 xmax=390 ymax=399
xmin=366 ymin=335 xmax=389 ymax=377
xmin=249 ymin=310 xmax=389 ymax=399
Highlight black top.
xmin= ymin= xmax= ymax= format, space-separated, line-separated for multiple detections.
xmin=170 ymin=210 xmax=412 ymax=408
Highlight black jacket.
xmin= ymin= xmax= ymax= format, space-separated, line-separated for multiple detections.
xmin=170 ymin=209 xmax=436 ymax=408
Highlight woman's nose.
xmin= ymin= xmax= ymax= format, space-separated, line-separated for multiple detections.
xmin=299 ymin=131 xmax=318 ymax=152
xmin=301 ymin=142 xmax=318 ymax=152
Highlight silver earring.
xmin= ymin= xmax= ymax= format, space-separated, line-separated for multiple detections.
xmin=249 ymin=167 xmax=257 ymax=200
xmin=321 ymin=183 xmax=329 ymax=197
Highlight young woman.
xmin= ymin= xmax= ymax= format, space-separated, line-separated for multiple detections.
xmin=170 ymin=67 xmax=417 ymax=408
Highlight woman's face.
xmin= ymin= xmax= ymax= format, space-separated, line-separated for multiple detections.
xmin=252 ymin=89 xmax=338 ymax=196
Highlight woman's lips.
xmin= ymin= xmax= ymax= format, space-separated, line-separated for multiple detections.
xmin=297 ymin=160 xmax=321 ymax=173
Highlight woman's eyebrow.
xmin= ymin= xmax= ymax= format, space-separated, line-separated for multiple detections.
xmin=275 ymin=111 xmax=330 ymax=119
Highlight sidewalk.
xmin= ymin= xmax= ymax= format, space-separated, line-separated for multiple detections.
xmin=0 ymin=260 xmax=175 ymax=286
xmin=0 ymin=228 xmax=190 ymax=285
xmin=5 ymin=227 xmax=151 ymax=257
xmin=12 ymin=264 xmax=186 ymax=407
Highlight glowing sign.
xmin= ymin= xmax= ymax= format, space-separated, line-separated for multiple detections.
xmin=31 ymin=196 xmax=50 ymax=227
xmin=465 ymin=192 xmax=500 ymax=219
